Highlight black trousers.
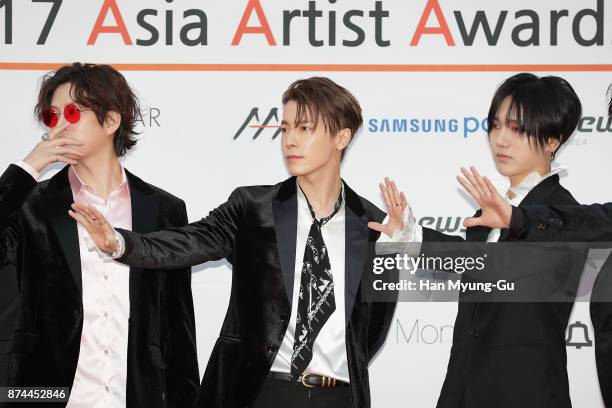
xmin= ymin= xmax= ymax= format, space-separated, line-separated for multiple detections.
xmin=252 ymin=377 xmax=352 ymax=408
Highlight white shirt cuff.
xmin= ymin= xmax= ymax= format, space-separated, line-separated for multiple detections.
xmin=112 ymin=230 xmax=126 ymax=259
xmin=84 ymin=229 xmax=125 ymax=260
xmin=376 ymin=205 xmax=423 ymax=256
xmin=14 ymin=161 xmax=40 ymax=181
xmin=378 ymin=204 xmax=419 ymax=242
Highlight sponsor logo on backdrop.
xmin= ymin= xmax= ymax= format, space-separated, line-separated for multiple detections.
xmin=565 ymin=321 xmax=593 ymax=349
xmin=0 ymin=0 xmax=606 ymax=49
xmin=419 ymin=216 xmax=468 ymax=234
xmin=368 ymin=114 xmax=610 ymax=141
xmin=233 ymin=107 xmax=281 ymax=140
xmin=577 ymin=115 xmax=612 ymax=133
xmin=394 ymin=319 xmax=595 ymax=348
xmin=230 ymin=109 xmax=608 ymax=144
xmin=135 ymin=107 xmax=161 ymax=128
xmin=395 ymin=318 xmax=454 ymax=345
xmin=368 ymin=117 xmax=488 ymax=138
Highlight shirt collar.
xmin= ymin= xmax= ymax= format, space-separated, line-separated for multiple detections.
xmin=296 ymin=179 xmax=346 ymax=220
xmin=68 ymin=165 xmax=129 ymax=202
xmin=506 ymin=164 xmax=567 ymax=205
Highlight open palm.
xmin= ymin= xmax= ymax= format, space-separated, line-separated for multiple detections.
xmin=69 ymin=203 xmax=118 ymax=254
xmin=367 ymin=177 xmax=408 ymax=237
xmin=457 ymin=167 xmax=512 ymax=229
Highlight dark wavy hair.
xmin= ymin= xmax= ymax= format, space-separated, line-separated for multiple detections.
xmin=35 ymin=63 xmax=140 ymax=157
xmin=487 ymin=73 xmax=582 ymax=159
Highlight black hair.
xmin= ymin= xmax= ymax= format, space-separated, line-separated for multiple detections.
xmin=487 ymin=73 xmax=582 ymax=159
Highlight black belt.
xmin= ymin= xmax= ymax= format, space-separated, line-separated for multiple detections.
xmin=268 ymin=372 xmax=349 ymax=389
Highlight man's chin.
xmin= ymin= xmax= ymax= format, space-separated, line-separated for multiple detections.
xmin=286 ymin=165 xmax=312 ymax=177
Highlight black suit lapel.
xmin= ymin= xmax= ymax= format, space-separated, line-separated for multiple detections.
xmin=343 ymin=181 xmax=370 ymax=324
xmin=126 ymin=170 xmax=159 ymax=302
xmin=272 ymin=177 xmax=298 ymax=305
xmin=42 ymin=166 xmax=82 ymax=295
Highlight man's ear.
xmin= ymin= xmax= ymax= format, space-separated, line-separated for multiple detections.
xmin=104 ymin=111 xmax=121 ymax=136
xmin=336 ymin=128 xmax=352 ymax=152
xmin=545 ymin=137 xmax=561 ymax=155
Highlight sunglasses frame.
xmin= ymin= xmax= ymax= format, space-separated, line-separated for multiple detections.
xmin=42 ymin=104 xmax=91 ymax=128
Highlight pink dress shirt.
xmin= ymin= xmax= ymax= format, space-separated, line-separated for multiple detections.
xmin=65 ymin=166 xmax=132 ymax=408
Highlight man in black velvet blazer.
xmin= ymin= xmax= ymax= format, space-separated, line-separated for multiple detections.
xmin=71 ymin=77 xmax=400 ymax=408
xmin=0 ymin=63 xmax=198 ymax=408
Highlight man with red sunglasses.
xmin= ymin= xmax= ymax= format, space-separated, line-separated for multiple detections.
xmin=0 ymin=63 xmax=199 ymax=408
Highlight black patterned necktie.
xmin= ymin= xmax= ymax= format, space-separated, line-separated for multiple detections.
xmin=290 ymin=184 xmax=343 ymax=380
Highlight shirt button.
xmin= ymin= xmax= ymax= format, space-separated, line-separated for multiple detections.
xmin=104 ymin=349 xmax=109 ymax=355
xmin=104 ymin=312 xmax=109 ymax=318
xmin=105 ymin=386 xmax=110 ymax=392
xmin=104 ymin=275 xmax=109 ymax=280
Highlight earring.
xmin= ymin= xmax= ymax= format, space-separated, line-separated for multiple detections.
xmin=549 ymin=151 xmax=554 ymax=161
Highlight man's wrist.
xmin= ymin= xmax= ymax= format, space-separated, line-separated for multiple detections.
xmin=111 ymin=230 xmax=126 ymax=259
xmin=14 ymin=161 xmax=40 ymax=181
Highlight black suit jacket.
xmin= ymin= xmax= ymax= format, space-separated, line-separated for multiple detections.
xmin=0 ymin=264 xmax=18 ymax=387
xmin=116 ymin=176 xmax=397 ymax=408
xmin=422 ymin=175 xmax=585 ymax=408
xmin=510 ymin=195 xmax=612 ymax=407
xmin=0 ymin=164 xmax=199 ymax=408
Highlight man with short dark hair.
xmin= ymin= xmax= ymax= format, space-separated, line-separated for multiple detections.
xmin=71 ymin=77 xmax=401 ymax=408
xmin=454 ymin=91 xmax=612 ymax=407
xmin=0 ymin=63 xmax=199 ymax=408
xmin=378 ymin=73 xmax=586 ymax=408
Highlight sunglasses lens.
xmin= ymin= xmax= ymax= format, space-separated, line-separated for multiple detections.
xmin=64 ymin=104 xmax=81 ymax=124
xmin=42 ymin=109 xmax=59 ymax=128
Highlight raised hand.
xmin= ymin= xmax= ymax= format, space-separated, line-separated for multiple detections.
xmin=368 ymin=177 xmax=409 ymax=238
xmin=23 ymin=123 xmax=85 ymax=172
xmin=68 ymin=204 xmax=118 ymax=254
xmin=457 ymin=166 xmax=512 ymax=229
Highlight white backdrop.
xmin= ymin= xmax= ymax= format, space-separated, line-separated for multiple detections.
xmin=1 ymin=0 xmax=611 ymax=406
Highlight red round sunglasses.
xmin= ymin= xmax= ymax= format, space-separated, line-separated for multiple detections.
xmin=42 ymin=104 xmax=89 ymax=128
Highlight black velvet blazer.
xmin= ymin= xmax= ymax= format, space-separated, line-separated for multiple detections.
xmin=116 ymin=176 xmax=397 ymax=408
xmin=0 ymin=164 xmax=199 ymax=408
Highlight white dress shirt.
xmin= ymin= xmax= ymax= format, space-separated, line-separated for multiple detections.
xmin=67 ymin=166 xmax=132 ymax=408
xmin=271 ymin=182 xmax=350 ymax=382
